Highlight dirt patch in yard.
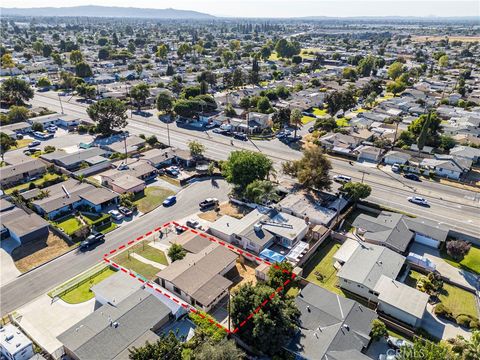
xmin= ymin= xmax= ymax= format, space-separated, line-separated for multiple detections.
xmin=12 ymin=233 xmax=77 ymax=273
xmin=226 ymin=260 xmax=258 ymax=293
xmin=197 ymin=201 xmax=250 ymax=222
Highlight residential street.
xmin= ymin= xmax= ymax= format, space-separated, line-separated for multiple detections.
xmin=30 ymin=91 xmax=480 ymax=236
xmin=0 ymin=179 xmax=230 ymax=316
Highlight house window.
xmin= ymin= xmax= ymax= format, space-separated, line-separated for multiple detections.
xmin=173 ymin=286 xmax=181 ymax=294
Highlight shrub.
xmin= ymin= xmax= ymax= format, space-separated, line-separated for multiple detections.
xmin=469 ymin=319 xmax=480 ymax=329
xmin=446 ymin=240 xmax=471 ymax=260
xmin=456 ymin=315 xmax=472 ymax=328
xmin=434 ymin=303 xmax=452 ymax=318
xmin=370 ymin=319 xmax=388 ymax=340
xmin=78 ymin=125 xmax=88 ymax=133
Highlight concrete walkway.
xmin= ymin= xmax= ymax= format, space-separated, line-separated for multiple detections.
xmin=410 ymin=243 xmax=478 ymax=291
xmin=422 ymin=303 xmax=472 ymax=340
xmin=0 ymin=238 xmax=21 ymax=286
xmin=130 ymin=253 xmax=166 ymax=270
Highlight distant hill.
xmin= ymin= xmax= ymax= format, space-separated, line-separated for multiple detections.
xmin=0 ymin=5 xmax=215 ymax=19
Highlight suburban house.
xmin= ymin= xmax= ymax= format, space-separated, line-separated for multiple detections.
xmin=449 ymin=145 xmax=480 ymax=164
xmin=382 ymin=150 xmax=411 ymax=165
xmin=356 ymin=145 xmax=383 ymax=163
xmin=0 ymin=121 xmax=32 ymax=138
xmin=208 ymin=208 xmax=308 ymax=255
xmin=352 ymin=210 xmax=449 ymax=252
xmin=156 ymin=232 xmax=238 ymax=312
xmin=334 ymin=239 xmax=428 ymax=328
xmin=0 ymin=200 xmax=49 ymax=244
xmin=102 ymin=135 xmax=146 ymax=155
xmin=99 ymin=161 xmax=156 ymax=194
xmin=319 ymin=133 xmax=362 ymax=157
xmin=28 ymin=113 xmax=81 ymax=128
xmin=139 ymin=148 xmax=178 ymax=168
xmin=285 ymin=283 xmax=376 ymax=360
xmin=58 ymin=288 xmax=174 ymax=360
xmin=420 ymin=154 xmax=472 ymax=180
xmin=40 ymin=147 xmax=108 ymax=171
xmin=0 ymin=158 xmax=47 ymax=187
xmin=26 ymin=179 xmax=119 ymax=219
xmin=279 ymin=192 xmax=348 ymax=226
xmin=0 ymin=324 xmax=35 ymax=360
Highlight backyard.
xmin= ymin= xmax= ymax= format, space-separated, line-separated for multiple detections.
xmin=198 ymin=201 xmax=250 ymax=222
xmin=134 ymin=186 xmax=175 ymax=213
xmin=60 ymin=268 xmax=117 ymax=304
xmin=303 ymin=239 xmax=342 ymax=294
xmin=112 ymin=241 xmax=168 ymax=280
xmin=441 ymin=244 xmax=480 ymax=275
xmin=54 ymin=215 xmax=85 ymax=236
xmin=4 ymin=173 xmax=65 ymax=194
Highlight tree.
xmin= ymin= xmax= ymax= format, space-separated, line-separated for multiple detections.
xmin=396 ymin=338 xmax=454 ymax=360
xmin=1 ymin=53 xmax=16 ymax=73
xmin=438 ymin=55 xmax=449 ymax=68
xmin=370 ymin=319 xmax=388 ymax=341
xmin=0 ymin=132 xmax=16 ymax=160
xmin=52 ymin=52 xmax=63 ymax=67
xmin=260 ymin=45 xmax=272 ymax=61
xmin=31 ymin=122 xmax=44 ymax=132
xmin=387 ymin=61 xmax=404 ymax=80
xmin=86 ymin=98 xmax=128 ymax=136
xmin=146 ymin=135 xmax=158 ymax=147
xmin=130 ymin=83 xmax=150 ymax=111
xmin=168 ymin=243 xmax=186 ymax=262
xmin=272 ymin=108 xmax=291 ymax=128
xmin=386 ymin=80 xmax=407 ymax=96
xmin=454 ymin=330 xmax=480 ymax=360
xmin=37 ymin=77 xmax=51 ymax=88
xmin=128 ymin=332 xmax=182 ymax=360
xmin=340 ymin=182 xmax=372 ymax=202
xmin=267 ymin=261 xmax=296 ymax=292
xmin=256 ymin=96 xmax=272 ymax=113
xmin=156 ymin=91 xmax=174 ymax=119
xmin=290 ymin=108 xmax=302 ymax=139
xmin=7 ymin=106 xmax=29 ymax=123
xmin=274 ymin=38 xmax=301 ymax=58
xmin=314 ymin=117 xmax=337 ymax=132
xmin=221 ymin=150 xmax=273 ymax=192
xmin=0 ymin=77 xmax=34 ymax=106
xmin=325 ymin=90 xmax=356 ymax=115
xmin=409 ymin=112 xmax=441 ymax=148
xmin=97 ymin=37 xmax=109 ymax=46
xmin=156 ymin=44 xmax=168 ymax=59
xmin=446 ymin=240 xmax=471 ymax=261
xmin=342 ymin=67 xmax=358 ymax=81
xmin=282 ymin=145 xmax=332 ymax=191
xmin=69 ymin=50 xmax=83 ymax=65
xmin=231 ymin=283 xmax=300 ymax=355
xmin=188 ymin=140 xmax=205 ymax=158
xmin=75 ymin=61 xmax=93 ymax=78
xmin=195 ymin=339 xmax=245 ymax=360
xmin=76 ymin=83 xmax=96 ymax=99
xmin=245 ymin=180 xmax=279 ymax=205
xmin=98 ymin=47 xmax=110 ymax=60
xmin=439 ymin=135 xmax=456 ymax=152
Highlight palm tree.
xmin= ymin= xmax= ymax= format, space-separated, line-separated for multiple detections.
xmin=245 ymin=180 xmax=279 ymax=205
xmin=290 ymin=108 xmax=302 ymax=139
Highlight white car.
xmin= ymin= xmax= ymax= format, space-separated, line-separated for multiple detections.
xmin=408 ymin=196 xmax=429 ymax=206
xmin=108 ymin=209 xmax=124 ymax=221
xmin=391 ymin=163 xmax=400 ymax=172
xmin=333 ymin=175 xmax=352 ymax=183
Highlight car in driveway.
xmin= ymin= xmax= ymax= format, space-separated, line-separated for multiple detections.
xmin=205 ymin=123 xmax=217 ymax=129
xmin=117 ymin=206 xmax=133 ymax=217
xmin=199 ymin=198 xmax=219 ymax=210
xmin=387 ymin=336 xmax=412 ymax=350
xmin=108 ymin=209 xmax=124 ymax=221
xmin=403 ymin=173 xmax=420 ymax=181
xmin=333 ymin=175 xmax=352 ymax=183
xmin=28 ymin=141 xmax=41 ymax=148
xmin=408 ymin=196 xmax=429 ymax=206
xmin=79 ymin=233 xmax=105 ymax=251
xmin=212 ymin=128 xmax=223 ymax=134
xmin=391 ymin=163 xmax=400 ymax=172
xmin=165 ymin=166 xmax=180 ymax=176
xmin=163 ymin=195 xmax=176 ymax=207
xmin=186 ymin=219 xmax=201 ymax=229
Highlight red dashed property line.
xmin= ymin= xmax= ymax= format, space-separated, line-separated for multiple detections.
xmin=101 ymin=221 xmax=297 ymax=336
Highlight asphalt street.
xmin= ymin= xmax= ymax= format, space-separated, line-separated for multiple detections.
xmin=0 ymin=179 xmax=230 ymax=316
xmin=30 ymin=92 xmax=480 ymax=234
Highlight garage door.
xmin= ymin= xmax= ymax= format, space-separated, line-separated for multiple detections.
xmin=414 ymin=234 xmax=439 ymax=248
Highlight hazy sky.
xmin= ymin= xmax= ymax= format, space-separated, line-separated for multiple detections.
xmin=1 ymin=0 xmax=478 ymax=18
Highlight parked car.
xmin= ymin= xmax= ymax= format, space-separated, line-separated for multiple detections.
xmin=28 ymin=141 xmax=41 ymax=148
xmin=46 ymin=127 xmax=56 ymax=133
xmin=165 ymin=166 xmax=180 ymax=177
xmin=186 ymin=219 xmax=201 ymax=229
xmin=212 ymin=128 xmax=223 ymax=134
xmin=108 ymin=209 xmax=124 ymax=221
xmin=403 ymin=173 xmax=420 ymax=181
xmin=233 ymin=133 xmax=248 ymax=141
xmin=408 ymin=196 xmax=429 ymax=206
xmin=199 ymin=198 xmax=219 ymax=210
xmin=118 ymin=206 xmax=133 ymax=217
xmin=205 ymin=123 xmax=217 ymax=129
xmin=163 ymin=195 xmax=177 ymax=206
xmin=175 ymin=225 xmax=186 ymax=234
xmin=391 ymin=163 xmax=400 ymax=172
xmin=79 ymin=233 xmax=105 ymax=251
xmin=333 ymin=175 xmax=352 ymax=183
xmin=387 ymin=336 xmax=412 ymax=350
xmin=308 ymin=126 xmax=315 ymax=133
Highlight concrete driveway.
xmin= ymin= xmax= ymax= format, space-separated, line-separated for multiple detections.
xmin=0 ymin=238 xmax=21 ymax=286
xmin=422 ymin=303 xmax=472 ymax=340
xmin=410 ymin=243 xmax=478 ymax=291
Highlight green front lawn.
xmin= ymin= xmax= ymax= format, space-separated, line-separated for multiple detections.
xmin=99 ymin=223 xmax=118 ymax=234
xmin=54 ymin=215 xmax=84 ymax=236
xmin=127 ymin=241 xmax=169 ymax=266
xmin=335 ymin=117 xmax=350 ymax=127
xmin=134 ymin=186 xmax=175 ymax=213
xmin=12 ymin=138 xmax=33 ymax=149
xmin=60 ymin=268 xmax=117 ymax=304
xmin=312 ymin=107 xmax=328 ymax=117
xmin=441 ymin=245 xmax=480 ymax=275
xmin=303 ymin=240 xmax=341 ymax=294
xmin=301 ymin=115 xmax=315 ymax=124
xmin=112 ymin=254 xmax=160 ymax=280
xmin=438 ymin=283 xmax=478 ymax=320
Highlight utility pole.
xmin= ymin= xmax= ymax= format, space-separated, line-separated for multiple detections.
xmin=166 ymin=116 xmax=171 ymax=147
xmin=359 ymin=170 xmax=369 ymax=184
xmin=58 ymin=93 xmax=64 ymax=114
